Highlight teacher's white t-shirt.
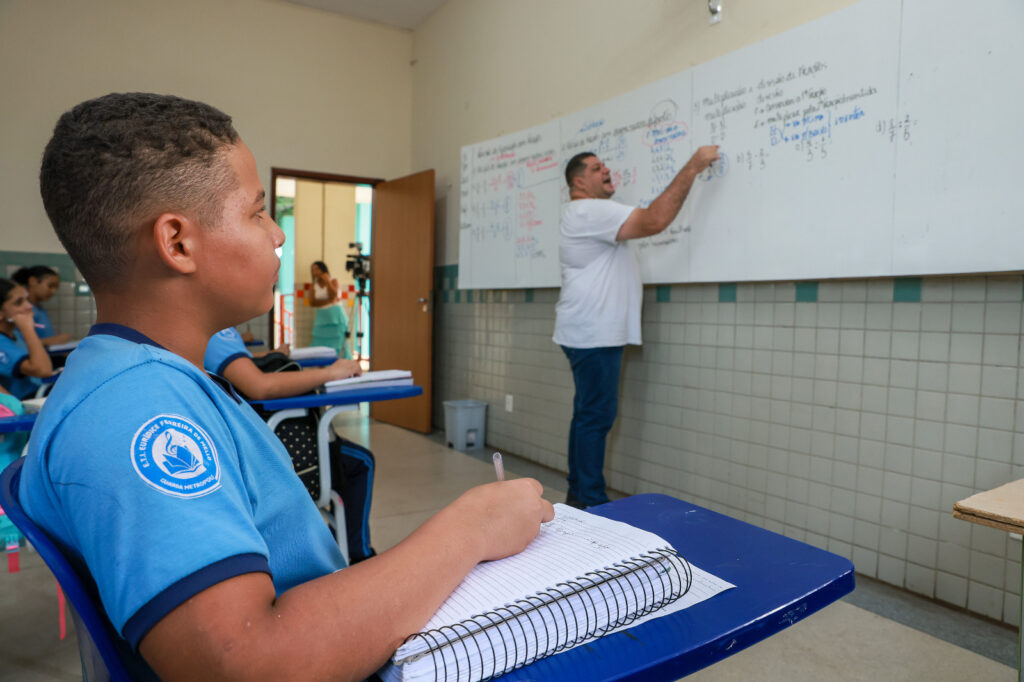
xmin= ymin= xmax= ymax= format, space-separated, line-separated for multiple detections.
xmin=553 ymin=199 xmax=641 ymax=348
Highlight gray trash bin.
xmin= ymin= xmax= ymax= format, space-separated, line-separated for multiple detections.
xmin=443 ymin=399 xmax=487 ymax=451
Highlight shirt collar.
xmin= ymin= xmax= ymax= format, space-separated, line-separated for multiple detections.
xmin=88 ymin=323 xmax=165 ymax=349
xmin=88 ymin=323 xmax=241 ymax=403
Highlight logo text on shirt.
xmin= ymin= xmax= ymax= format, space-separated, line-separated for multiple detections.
xmin=130 ymin=414 xmax=221 ymax=498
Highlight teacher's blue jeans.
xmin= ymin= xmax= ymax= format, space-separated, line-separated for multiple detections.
xmin=561 ymin=345 xmax=624 ymax=507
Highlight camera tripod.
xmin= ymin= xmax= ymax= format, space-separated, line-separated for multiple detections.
xmin=347 ymin=275 xmax=370 ymax=360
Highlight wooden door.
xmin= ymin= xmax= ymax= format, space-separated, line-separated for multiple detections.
xmin=370 ymin=170 xmax=435 ymax=432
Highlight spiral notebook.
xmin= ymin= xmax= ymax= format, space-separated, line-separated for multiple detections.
xmin=379 ymin=504 xmax=734 ymax=682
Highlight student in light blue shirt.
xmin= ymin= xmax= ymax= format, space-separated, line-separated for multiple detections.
xmin=0 ymin=278 xmax=53 ymax=398
xmin=11 ymin=265 xmax=72 ymax=347
xmin=20 ymin=92 xmax=552 ymax=681
xmin=205 ymin=326 xmax=377 ymax=562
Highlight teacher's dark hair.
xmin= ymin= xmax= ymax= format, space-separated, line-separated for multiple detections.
xmin=39 ymin=92 xmax=241 ymax=289
xmin=11 ymin=265 xmax=59 ymax=286
xmin=312 ymin=260 xmax=330 ymax=274
xmin=565 ymin=152 xmax=596 ymax=189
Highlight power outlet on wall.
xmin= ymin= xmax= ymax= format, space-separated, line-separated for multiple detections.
xmin=505 ymin=394 xmax=514 ymax=412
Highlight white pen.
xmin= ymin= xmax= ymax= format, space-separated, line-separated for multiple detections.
xmin=492 ymin=452 xmax=505 ymax=482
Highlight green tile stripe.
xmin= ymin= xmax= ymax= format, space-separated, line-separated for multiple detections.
xmin=0 ymin=250 xmax=77 ymax=282
xmin=893 ymin=277 xmax=922 ymax=302
xmin=795 ymin=281 xmax=818 ymax=302
xmin=436 ymin=264 xmax=458 ymax=290
xmin=718 ymin=283 xmax=737 ymax=303
xmin=433 ymin=265 xmax=550 ymax=304
xmin=656 ymin=285 xmax=671 ymax=303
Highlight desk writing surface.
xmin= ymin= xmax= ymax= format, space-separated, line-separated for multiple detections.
xmin=0 ymin=413 xmax=37 ymax=434
xmin=502 ymin=494 xmax=854 ymax=681
xmin=294 ymin=356 xmax=337 ymax=368
xmin=250 ymin=385 xmax=423 ymax=412
xmin=953 ymin=479 xmax=1024 ymax=535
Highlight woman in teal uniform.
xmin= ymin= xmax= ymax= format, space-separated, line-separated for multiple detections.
xmin=309 ymin=261 xmax=350 ymax=359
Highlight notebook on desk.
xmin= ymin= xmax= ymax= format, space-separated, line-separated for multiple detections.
xmin=378 ymin=503 xmax=734 ymax=682
xmin=324 ymin=370 xmax=412 ymax=392
xmin=289 ymin=346 xmax=337 ymax=360
xmin=46 ymin=340 xmax=78 ymax=353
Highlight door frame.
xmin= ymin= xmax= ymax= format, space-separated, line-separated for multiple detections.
xmin=268 ymin=167 xmax=385 ymax=347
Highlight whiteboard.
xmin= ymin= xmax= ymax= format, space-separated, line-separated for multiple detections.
xmin=893 ymin=0 xmax=1024 ymax=275
xmin=459 ymin=122 xmax=562 ymax=289
xmin=458 ymin=0 xmax=1024 ymax=289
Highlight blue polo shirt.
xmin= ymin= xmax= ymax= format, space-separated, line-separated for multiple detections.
xmin=19 ymin=324 xmax=345 ymax=652
xmin=204 ymin=327 xmax=253 ymax=376
xmin=0 ymin=330 xmax=42 ymax=398
xmin=32 ymin=303 xmax=56 ymax=338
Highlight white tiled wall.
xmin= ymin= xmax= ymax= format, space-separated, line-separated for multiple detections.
xmin=50 ymin=280 xmax=95 ymax=339
xmin=434 ymin=275 xmax=1024 ymax=625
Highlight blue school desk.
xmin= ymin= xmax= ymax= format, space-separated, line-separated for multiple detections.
xmin=0 ymin=413 xmax=36 ymax=434
xmin=292 ymin=353 xmax=338 ymax=368
xmin=249 ymin=384 xmax=422 ymax=411
xmin=500 ymin=493 xmax=855 ymax=681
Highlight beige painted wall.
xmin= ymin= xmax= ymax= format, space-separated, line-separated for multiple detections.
xmin=409 ymin=0 xmax=861 ymax=264
xmin=323 ymin=183 xmax=357 ymax=283
xmin=0 ymin=0 xmax=412 ymax=253
xmin=295 ymin=180 xmax=327 ymax=283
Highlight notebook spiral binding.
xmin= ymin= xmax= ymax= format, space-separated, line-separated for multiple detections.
xmin=398 ymin=547 xmax=692 ymax=682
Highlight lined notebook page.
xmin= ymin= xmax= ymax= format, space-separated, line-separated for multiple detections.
xmin=385 ymin=504 xmax=735 ymax=681
xmin=425 ymin=504 xmax=671 ymax=628
xmin=399 ymin=505 xmax=732 ymax=652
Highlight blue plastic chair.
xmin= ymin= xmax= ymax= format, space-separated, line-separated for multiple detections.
xmin=1 ymin=457 xmax=144 ymax=682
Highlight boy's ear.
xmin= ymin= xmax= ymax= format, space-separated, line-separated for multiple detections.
xmin=152 ymin=213 xmax=200 ymax=274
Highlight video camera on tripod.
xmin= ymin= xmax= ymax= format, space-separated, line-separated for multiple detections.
xmin=345 ymin=242 xmax=370 ymax=286
xmin=344 ymin=243 xmax=370 ymax=360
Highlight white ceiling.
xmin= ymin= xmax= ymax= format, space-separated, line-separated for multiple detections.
xmin=279 ymin=0 xmax=449 ymax=30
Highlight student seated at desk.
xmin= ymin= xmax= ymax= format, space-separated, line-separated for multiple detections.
xmin=205 ymin=325 xmax=378 ymax=562
xmin=0 ymin=278 xmax=54 ymax=399
xmin=19 ymin=92 xmax=553 ymax=681
xmin=11 ymin=265 xmax=73 ymax=347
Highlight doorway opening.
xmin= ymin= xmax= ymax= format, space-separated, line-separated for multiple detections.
xmin=270 ymin=167 xmax=382 ymax=362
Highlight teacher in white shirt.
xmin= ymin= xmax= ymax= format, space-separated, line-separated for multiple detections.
xmin=553 ymin=145 xmax=719 ymax=508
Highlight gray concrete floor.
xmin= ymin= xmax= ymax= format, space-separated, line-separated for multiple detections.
xmin=0 ymin=413 xmax=1018 ymax=680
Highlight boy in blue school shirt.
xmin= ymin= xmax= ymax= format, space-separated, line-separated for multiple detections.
xmin=206 ymin=325 xmax=379 ymax=563
xmin=20 ymin=92 xmax=553 ymax=681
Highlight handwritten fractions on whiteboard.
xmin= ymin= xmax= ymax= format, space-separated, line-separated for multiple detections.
xmin=459 ymin=0 xmax=1023 ymax=288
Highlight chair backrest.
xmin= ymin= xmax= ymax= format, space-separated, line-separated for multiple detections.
xmin=1 ymin=457 xmax=136 ymax=682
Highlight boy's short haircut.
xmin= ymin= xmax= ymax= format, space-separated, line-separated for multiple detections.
xmin=39 ymin=93 xmax=241 ymax=288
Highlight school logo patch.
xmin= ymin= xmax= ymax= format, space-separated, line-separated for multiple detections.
xmin=130 ymin=415 xmax=221 ymax=498
xmin=217 ymin=328 xmax=239 ymax=340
